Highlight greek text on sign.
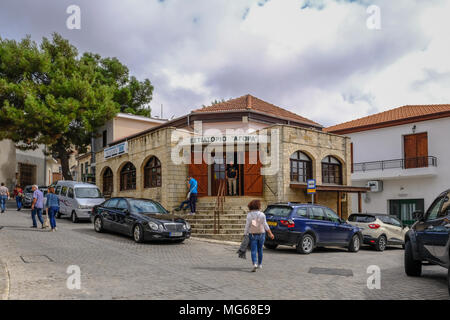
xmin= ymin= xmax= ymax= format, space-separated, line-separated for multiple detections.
xmin=104 ymin=142 xmax=128 ymax=159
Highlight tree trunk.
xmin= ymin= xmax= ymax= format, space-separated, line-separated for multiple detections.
xmin=55 ymin=146 xmax=73 ymax=181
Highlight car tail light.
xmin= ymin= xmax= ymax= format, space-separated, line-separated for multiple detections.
xmin=280 ymin=220 xmax=295 ymax=228
xmin=368 ymin=224 xmax=380 ymax=229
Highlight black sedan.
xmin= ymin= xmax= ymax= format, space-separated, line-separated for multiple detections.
xmin=91 ymin=197 xmax=191 ymax=243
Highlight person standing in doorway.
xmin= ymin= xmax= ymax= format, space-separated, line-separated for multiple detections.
xmin=13 ymin=185 xmax=23 ymax=211
xmin=244 ymin=200 xmax=274 ymax=272
xmin=31 ymin=185 xmax=45 ymax=229
xmin=226 ymin=161 xmax=238 ymax=196
xmin=188 ymin=176 xmax=198 ymax=215
xmin=46 ymin=187 xmax=59 ymax=232
xmin=0 ymin=182 xmax=10 ymax=214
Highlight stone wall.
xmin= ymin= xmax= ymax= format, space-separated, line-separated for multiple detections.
xmin=259 ymin=125 xmax=352 ymax=217
xmin=96 ymin=127 xmax=191 ymax=210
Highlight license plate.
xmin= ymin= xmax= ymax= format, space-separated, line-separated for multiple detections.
xmin=267 ymin=221 xmax=277 ymax=227
xmin=170 ymin=232 xmax=183 ymax=237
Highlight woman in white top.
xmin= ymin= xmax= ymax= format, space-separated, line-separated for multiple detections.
xmin=244 ymin=200 xmax=274 ymax=272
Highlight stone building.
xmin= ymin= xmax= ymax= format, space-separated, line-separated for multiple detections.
xmin=95 ymin=95 xmax=367 ymax=221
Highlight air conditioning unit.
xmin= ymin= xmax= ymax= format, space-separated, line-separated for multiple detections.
xmin=367 ymin=180 xmax=383 ymax=193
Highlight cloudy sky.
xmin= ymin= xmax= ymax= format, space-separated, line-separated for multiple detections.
xmin=1 ymin=0 xmax=449 ymax=127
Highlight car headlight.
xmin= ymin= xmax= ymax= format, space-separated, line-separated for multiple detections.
xmin=158 ymin=224 xmax=164 ymax=232
xmin=185 ymin=222 xmax=191 ymax=230
xmin=148 ymin=221 xmax=159 ymax=231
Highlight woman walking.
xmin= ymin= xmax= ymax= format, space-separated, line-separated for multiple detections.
xmin=13 ymin=185 xmax=23 ymax=211
xmin=45 ymin=187 xmax=60 ymax=232
xmin=244 ymin=200 xmax=274 ymax=272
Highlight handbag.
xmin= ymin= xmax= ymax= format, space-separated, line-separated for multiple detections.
xmin=43 ymin=210 xmax=50 ymax=228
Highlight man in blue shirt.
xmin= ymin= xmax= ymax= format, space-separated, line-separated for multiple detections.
xmin=31 ymin=185 xmax=45 ymax=229
xmin=188 ymin=176 xmax=198 ymax=215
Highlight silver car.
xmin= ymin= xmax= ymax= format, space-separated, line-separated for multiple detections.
xmin=54 ymin=181 xmax=105 ymax=223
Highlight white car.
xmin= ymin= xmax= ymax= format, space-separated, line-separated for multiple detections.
xmin=54 ymin=181 xmax=105 ymax=223
xmin=347 ymin=214 xmax=409 ymax=251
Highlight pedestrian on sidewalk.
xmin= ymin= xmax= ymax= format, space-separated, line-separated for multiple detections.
xmin=0 ymin=182 xmax=10 ymax=214
xmin=13 ymin=185 xmax=24 ymax=211
xmin=187 ymin=176 xmax=198 ymax=215
xmin=45 ymin=187 xmax=59 ymax=232
xmin=244 ymin=200 xmax=274 ymax=272
xmin=30 ymin=185 xmax=45 ymax=229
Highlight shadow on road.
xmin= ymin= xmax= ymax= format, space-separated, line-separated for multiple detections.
xmin=192 ymin=266 xmax=255 ymax=273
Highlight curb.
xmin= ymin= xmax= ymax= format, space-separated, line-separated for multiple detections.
xmin=0 ymin=260 xmax=10 ymax=300
xmin=190 ymin=236 xmax=241 ymax=246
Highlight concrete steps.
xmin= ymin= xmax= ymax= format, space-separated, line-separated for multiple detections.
xmin=176 ymin=196 xmax=266 ymax=241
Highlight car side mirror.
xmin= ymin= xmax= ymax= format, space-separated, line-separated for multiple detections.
xmin=339 ymin=218 xmax=345 ymax=224
xmin=122 ymin=209 xmax=130 ymax=216
xmin=413 ymin=211 xmax=424 ymax=221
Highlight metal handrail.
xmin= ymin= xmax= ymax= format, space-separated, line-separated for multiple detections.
xmin=353 ymin=156 xmax=437 ymax=172
xmin=214 ymin=179 xmax=226 ymax=234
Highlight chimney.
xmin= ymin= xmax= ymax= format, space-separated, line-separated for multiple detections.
xmin=246 ymin=95 xmax=252 ymax=109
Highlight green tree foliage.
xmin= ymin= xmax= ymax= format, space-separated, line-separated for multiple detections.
xmin=0 ymin=33 xmax=153 ymax=179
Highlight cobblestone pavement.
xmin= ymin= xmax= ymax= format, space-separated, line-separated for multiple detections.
xmin=0 ymin=206 xmax=448 ymax=300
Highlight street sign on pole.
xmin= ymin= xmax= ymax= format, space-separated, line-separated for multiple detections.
xmin=307 ymin=179 xmax=316 ymax=204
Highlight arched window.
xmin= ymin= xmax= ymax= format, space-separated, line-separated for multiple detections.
xmin=120 ymin=162 xmax=136 ymax=191
xmin=144 ymin=156 xmax=161 ymax=188
xmin=322 ymin=156 xmax=342 ymax=185
xmin=290 ymin=151 xmax=312 ymax=183
xmin=103 ymin=167 xmax=113 ymax=195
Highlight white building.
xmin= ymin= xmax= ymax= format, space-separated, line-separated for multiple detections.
xmin=326 ymin=105 xmax=450 ymax=225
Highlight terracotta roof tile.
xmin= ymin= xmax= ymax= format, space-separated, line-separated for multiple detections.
xmin=192 ymin=94 xmax=322 ymax=128
xmin=325 ymin=104 xmax=450 ymax=134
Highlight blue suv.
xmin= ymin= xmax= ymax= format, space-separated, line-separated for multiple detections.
xmin=263 ymin=203 xmax=362 ymax=254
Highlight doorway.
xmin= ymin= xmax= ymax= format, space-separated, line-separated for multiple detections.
xmin=211 ymin=152 xmax=242 ymax=196
xmin=389 ymin=199 xmax=424 ymax=226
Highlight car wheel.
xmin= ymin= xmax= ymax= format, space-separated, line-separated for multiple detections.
xmin=264 ymin=243 xmax=278 ymax=250
xmin=71 ymin=211 xmax=78 ymax=223
xmin=375 ymin=235 xmax=387 ymax=252
xmin=296 ymin=233 xmax=315 ymax=254
xmin=404 ymin=240 xmax=422 ymax=277
xmin=133 ymin=224 xmax=144 ymax=243
xmin=94 ymin=216 xmax=104 ymax=233
xmin=348 ymin=234 xmax=361 ymax=252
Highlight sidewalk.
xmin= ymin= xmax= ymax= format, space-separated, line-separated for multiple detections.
xmin=0 ymin=259 xmax=9 ymax=300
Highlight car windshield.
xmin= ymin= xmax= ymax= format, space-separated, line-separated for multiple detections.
xmin=348 ymin=214 xmax=376 ymax=223
xmin=265 ymin=206 xmax=293 ymax=217
xmin=75 ymin=187 xmax=102 ymax=198
xmin=129 ymin=199 xmax=168 ymax=214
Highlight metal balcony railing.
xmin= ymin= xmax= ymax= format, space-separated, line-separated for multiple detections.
xmin=353 ymin=156 xmax=437 ymax=172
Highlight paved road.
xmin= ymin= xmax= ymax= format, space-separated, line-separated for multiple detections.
xmin=0 ymin=206 xmax=448 ymax=300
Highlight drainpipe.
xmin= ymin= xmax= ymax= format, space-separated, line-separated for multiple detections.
xmin=43 ymin=145 xmax=47 ymax=186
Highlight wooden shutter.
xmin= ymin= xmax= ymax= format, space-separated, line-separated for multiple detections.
xmin=404 ymin=133 xmax=428 ymax=169
xmin=189 ymin=151 xmax=208 ymax=197
xmin=243 ymin=151 xmax=263 ymax=196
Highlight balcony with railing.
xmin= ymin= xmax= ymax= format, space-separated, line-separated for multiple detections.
xmin=352 ymin=156 xmax=438 ymax=181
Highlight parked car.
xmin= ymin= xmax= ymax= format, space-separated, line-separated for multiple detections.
xmin=91 ymin=197 xmax=191 ymax=243
xmin=347 ymin=213 xmax=409 ymax=251
xmin=263 ymin=203 xmax=362 ymax=254
xmin=23 ymin=185 xmax=48 ymax=208
xmin=404 ymin=189 xmax=450 ymax=295
xmin=54 ymin=181 xmax=105 ymax=223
